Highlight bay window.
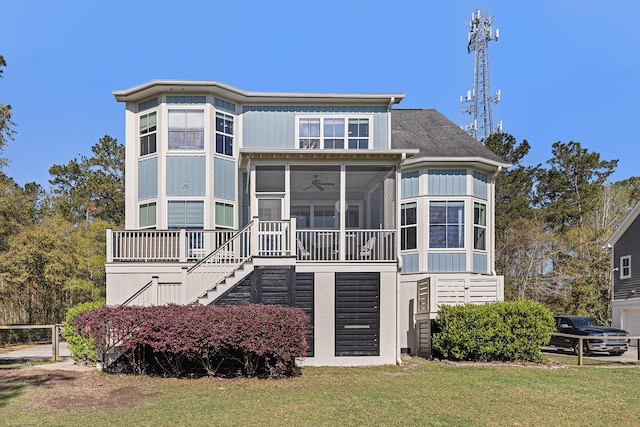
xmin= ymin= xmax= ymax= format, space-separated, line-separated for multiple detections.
xmin=168 ymin=109 xmax=204 ymax=150
xmin=401 ymin=202 xmax=417 ymax=250
xmin=474 ymin=202 xmax=486 ymax=251
xmin=429 ymin=201 xmax=464 ymax=249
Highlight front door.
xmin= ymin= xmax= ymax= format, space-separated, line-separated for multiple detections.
xmin=257 ymin=197 xmax=285 ymax=255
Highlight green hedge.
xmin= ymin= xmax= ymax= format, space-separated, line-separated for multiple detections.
xmin=432 ymin=300 xmax=555 ymax=362
xmin=61 ymin=301 xmax=104 ymax=364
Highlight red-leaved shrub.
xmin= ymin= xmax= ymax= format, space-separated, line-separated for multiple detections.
xmin=73 ymin=304 xmax=308 ymax=378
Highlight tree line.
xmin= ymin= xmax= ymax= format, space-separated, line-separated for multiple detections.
xmin=0 ymin=55 xmax=634 ymax=324
xmin=0 ymin=56 xmax=123 ymax=324
xmin=486 ymin=133 xmax=637 ymax=321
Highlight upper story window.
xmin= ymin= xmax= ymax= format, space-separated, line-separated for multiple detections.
xmin=348 ymin=118 xmax=369 ymax=149
xmin=429 ymin=201 xmax=464 ymax=249
xmin=474 ymin=202 xmax=486 ymax=251
xmin=620 ymin=255 xmax=631 ymax=279
xmin=401 ymin=202 xmax=417 ymax=250
xmin=215 ymin=112 xmax=234 ymax=156
xmin=297 ymin=116 xmax=369 ymax=149
xmin=168 ymin=109 xmax=204 ymax=150
xmin=139 ymin=112 xmax=157 ymax=156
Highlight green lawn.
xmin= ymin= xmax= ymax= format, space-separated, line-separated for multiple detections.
xmin=1 ymin=357 xmax=639 ymax=426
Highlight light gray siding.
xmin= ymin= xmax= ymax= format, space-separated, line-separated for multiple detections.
xmin=166 ymin=156 xmax=206 ymax=196
xmin=214 ymin=157 xmax=236 ymax=200
xmin=427 ymin=169 xmax=466 ymax=195
xmin=428 ymin=253 xmax=466 ymax=272
xmin=138 ymin=157 xmax=158 ymax=200
xmin=473 ymin=253 xmax=488 ymax=273
xmin=401 ymin=253 xmax=419 ymax=273
xmin=472 ymin=171 xmax=488 ymax=200
xmin=242 ymin=106 xmax=388 ymax=149
xmin=401 ymin=171 xmax=419 ymax=199
xmin=613 ymin=214 xmax=640 ymax=300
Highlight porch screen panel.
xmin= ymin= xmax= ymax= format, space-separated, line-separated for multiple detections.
xmin=138 ymin=157 xmax=158 ymax=200
xmin=335 ymin=272 xmax=380 ymax=357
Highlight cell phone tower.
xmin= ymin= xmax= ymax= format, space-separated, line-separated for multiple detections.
xmin=460 ymin=10 xmax=502 ymax=141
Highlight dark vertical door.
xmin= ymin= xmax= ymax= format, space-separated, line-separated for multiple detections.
xmin=335 ymin=272 xmax=380 ymax=356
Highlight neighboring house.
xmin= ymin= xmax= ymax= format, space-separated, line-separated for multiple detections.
xmin=605 ymin=201 xmax=640 ymax=342
xmin=106 ymin=80 xmax=509 ymax=366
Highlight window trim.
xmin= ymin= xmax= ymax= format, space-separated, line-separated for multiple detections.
xmin=139 ymin=111 xmax=157 ymax=157
xmin=473 ymin=202 xmax=487 ymax=252
xmin=428 ymin=200 xmax=465 ymax=249
xmin=295 ymin=115 xmax=373 ymax=150
xmin=620 ymin=255 xmax=631 ymax=279
xmin=401 ymin=202 xmax=417 ymax=251
xmin=215 ymin=112 xmax=234 ymax=157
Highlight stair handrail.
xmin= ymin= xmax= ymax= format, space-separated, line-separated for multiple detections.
xmin=185 ymin=221 xmax=254 ymax=302
xmin=121 ymin=278 xmax=156 ymax=306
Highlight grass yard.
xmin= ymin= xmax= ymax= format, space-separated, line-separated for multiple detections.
xmin=1 ymin=356 xmax=639 ymax=426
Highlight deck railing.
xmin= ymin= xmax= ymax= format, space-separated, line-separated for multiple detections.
xmin=295 ymin=229 xmax=396 ymax=262
xmin=108 ymin=226 xmax=396 ymax=263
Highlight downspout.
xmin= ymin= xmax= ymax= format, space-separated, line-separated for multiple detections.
xmin=490 ymin=166 xmax=503 ymax=276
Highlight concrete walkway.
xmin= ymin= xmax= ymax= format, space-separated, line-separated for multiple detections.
xmin=0 ymin=342 xmax=70 ymax=361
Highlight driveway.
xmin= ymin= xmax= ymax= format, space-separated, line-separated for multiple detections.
xmin=542 ymin=346 xmax=639 ymax=363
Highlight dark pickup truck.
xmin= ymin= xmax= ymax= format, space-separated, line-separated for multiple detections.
xmin=548 ymin=315 xmax=630 ymax=356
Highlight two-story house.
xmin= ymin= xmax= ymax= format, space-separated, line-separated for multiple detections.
xmin=605 ymin=201 xmax=640 ymax=342
xmin=106 ymin=80 xmax=509 ymax=366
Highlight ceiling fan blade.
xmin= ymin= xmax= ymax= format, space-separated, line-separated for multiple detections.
xmin=315 ymin=184 xmax=325 ymax=191
xmin=302 ymin=185 xmax=313 ymax=191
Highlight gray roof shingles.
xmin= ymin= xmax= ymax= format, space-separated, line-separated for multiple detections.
xmin=391 ymin=109 xmax=508 ymax=165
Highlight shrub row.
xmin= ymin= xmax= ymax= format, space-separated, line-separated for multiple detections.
xmin=432 ymin=300 xmax=555 ymax=362
xmin=61 ymin=301 xmax=104 ymax=364
xmin=73 ymin=304 xmax=309 ymax=378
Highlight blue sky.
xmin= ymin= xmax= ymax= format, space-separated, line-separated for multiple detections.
xmin=3 ymin=1 xmax=639 ymax=187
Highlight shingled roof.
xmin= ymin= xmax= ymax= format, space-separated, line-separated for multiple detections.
xmin=391 ymin=109 xmax=508 ymax=166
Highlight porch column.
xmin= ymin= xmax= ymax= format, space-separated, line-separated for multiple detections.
xmin=339 ymin=165 xmax=346 ymax=261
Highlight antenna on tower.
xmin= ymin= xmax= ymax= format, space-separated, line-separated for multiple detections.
xmin=460 ymin=9 xmax=502 ymax=141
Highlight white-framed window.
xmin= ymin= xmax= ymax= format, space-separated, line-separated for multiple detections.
xmin=473 ymin=202 xmax=486 ymax=251
xmin=215 ymin=112 xmax=234 ymax=156
xmin=139 ymin=202 xmax=156 ymax=228
xmin=429 ymin=201 xmax=464 ymax=249
xmin=297 ymin=116 xmax=370 ymax=149
xmin=347 ymin=118 xmax=369 ymax=149
xmin=139 ymin=111 xmax=157 ymax=156
xmin=168 ymin=109 xmax=204 ymax=150
xmin=167 ymin=200 xmax=204 ymax=229
xmin=401 ymin=202 xmax=417 ymax=250
xmin=620 ymin=255 xmax=631 ymax=279
xmin=215 ymin=202 xmax=234 ymax=228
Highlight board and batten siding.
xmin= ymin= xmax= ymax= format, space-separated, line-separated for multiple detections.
xmin=472 ymin=170 xmax=488 ymax=200
xmin=401 ymin=170 xmax=419 ymax=199
xmin=613 ymin=214 xmax=640 ymax=300
xmin=213 ymin=157 xmax=236 ymax=200
xmin=401 ymin=253 xmax=419 ymax=273
xmin=428 ymin=253 xmax=466 ymax=272
xmin=242 ymin=107 xmax=389 ymax=150
xmin=166 ymin=156 xmax=206 ymax=196
xmin=473 ymin=253 xmax=488 ymax=273
xmin=427 ymin=169 xmax=467 ymax=196
xmin=138 ymin=157 xmax=158 ymax=200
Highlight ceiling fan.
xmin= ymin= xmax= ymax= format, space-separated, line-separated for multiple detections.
xmin=303 ymin=175 xmax=335 ymax=191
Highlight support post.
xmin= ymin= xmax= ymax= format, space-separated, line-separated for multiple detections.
xmin=51 ymin=325 xmax=59 ymax=361
xmin=179 ymin=229 xmax=187 ymax=263
xmin=106 ymin=228 xmax=113 ymax=263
